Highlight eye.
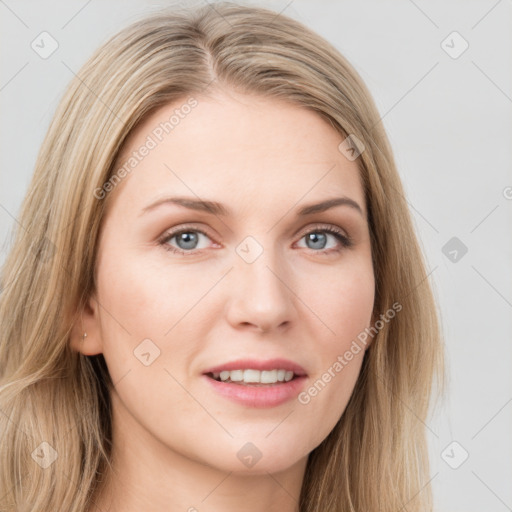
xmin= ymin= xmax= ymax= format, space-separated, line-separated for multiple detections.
xmin=158 ymin=224 xmax=353 ymax=256
xmin=296 ymin=225 xmax=353 ymax=254
xmin=158 ymin=225 xmax=215 ymax=255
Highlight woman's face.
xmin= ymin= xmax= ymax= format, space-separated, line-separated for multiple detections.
xmin=82 ymin=90 xmax=375 ymax=474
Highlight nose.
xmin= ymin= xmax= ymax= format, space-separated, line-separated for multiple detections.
xmin=225 ymin=247 xmax=296 ymax=334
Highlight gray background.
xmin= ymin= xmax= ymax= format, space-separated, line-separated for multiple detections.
xmin=1 ymin=1 xmax=511 ymax=510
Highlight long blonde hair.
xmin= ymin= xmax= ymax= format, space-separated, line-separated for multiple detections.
xmin=0 ymin=3 xmax=444 ymax=510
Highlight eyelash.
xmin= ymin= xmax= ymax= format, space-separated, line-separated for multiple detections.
xmin=158 ymin=223 xmax=353 ymax=256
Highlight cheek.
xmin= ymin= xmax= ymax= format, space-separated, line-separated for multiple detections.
xmin=320 ymin=260 xmax=374 ymax=382
xmin=96 ymin=245 xmax=208 ymax=338
xmin=305 ymin=254 xmax=375 ymax=345
xmin=94 ymin=244 xmax=203 ymax=387
xmin=334 ymin=271 xmax=374 ymax=341
xmin=95 ymin=249 xmax=203 ymax=428
xmin=293 ymin=258 xmax=374 ymax=442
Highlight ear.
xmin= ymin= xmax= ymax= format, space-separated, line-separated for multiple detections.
xmin=69 ymin=293 xmax=103 ymax=356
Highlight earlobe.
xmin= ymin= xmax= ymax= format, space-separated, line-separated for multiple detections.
xmin=71 ymin=330 xmax=103 ymax=356
xmin=69 ymin=295 xmax=103 ymax=355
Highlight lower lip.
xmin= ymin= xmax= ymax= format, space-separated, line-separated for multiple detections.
xmin=202 ymin=374 xmax=308 ymax=408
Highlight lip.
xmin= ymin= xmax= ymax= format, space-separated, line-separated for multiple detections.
xmin=201 ymin=358 xmax=308 ymax=408
xmin=202 ymin=358 xmax=307 ymax=376
xmin=202 ymin=374 xmax=308 ymax=408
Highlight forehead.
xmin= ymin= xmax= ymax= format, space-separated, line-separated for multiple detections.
xmin=109 ymin=91 xmax=366 ymax=217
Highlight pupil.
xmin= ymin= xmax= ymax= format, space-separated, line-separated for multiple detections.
xmin=307 ymin=232 xmax=326 ymax=250
xmin=178 ymin=232 xmax=198 ymax=250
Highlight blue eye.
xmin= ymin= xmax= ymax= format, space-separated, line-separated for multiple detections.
xmin=159 ymin=224 xmax=352 ymax=255
xmin=298 ymin=227 xmax=353 ymax=253
xmin=160 ymin=228 xmax=211 ymax=254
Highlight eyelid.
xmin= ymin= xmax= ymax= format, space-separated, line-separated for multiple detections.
xmin=157 ymin=223 xmax=215 ymax=248
xmin=161 ymin=223 xmax=212 ymax=238
xmin=296 ymin=222 xmax=348 ymax=239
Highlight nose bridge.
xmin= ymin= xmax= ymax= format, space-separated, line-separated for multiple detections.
xmin=227 ymin=234 xmax=294 ymax=331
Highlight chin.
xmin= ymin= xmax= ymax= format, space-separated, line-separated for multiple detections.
xmin=203 ymin=441 xmax=309 ymax=475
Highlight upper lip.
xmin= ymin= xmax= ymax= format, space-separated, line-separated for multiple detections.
xmin=203 ymin=358 xmax=308 ymax=377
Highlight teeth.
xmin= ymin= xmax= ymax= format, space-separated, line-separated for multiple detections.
xmin=260 ymin=370 xmax=277 ymax=384
xmin=214 ymin=369 xmax=296 ymax=384
xmin=230 ymin=370 xmax=244 ymax=382
xmin=244 ymin=369 xmax=260 ymax=382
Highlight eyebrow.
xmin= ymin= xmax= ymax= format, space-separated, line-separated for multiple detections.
xmin=140 ymin=195 xmax=364 ymax=218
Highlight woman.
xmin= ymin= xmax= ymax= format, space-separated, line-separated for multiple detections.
xmin=0 ymin=3 xmax=444 ymax=511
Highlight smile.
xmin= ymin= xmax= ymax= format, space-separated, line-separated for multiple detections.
xmin=209 ymin=368 xmax=296 ymax=385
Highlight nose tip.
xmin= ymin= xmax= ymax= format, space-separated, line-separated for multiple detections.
xmin=226 ymin=257 xmax=295 ymax=334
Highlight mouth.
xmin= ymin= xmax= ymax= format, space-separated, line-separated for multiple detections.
xmin=201 ymin=358 xmax=308 ymax=407
xmin=205 ymin=368 xmax=303 ymax=386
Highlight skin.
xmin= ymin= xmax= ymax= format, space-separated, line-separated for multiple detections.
xmin=71 ymin=89 xmax=375 ymax=512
